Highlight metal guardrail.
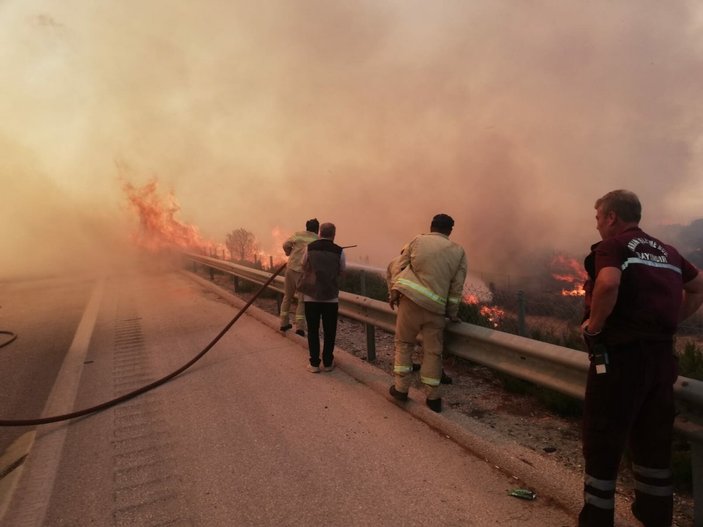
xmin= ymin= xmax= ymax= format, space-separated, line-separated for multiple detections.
xmin=185 ymin=253 xmax=703 ymax=523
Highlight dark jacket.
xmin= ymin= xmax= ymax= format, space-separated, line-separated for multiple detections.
xmin=297 ymin=239 xmax=343 ymax=301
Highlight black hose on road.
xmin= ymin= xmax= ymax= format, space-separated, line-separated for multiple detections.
xmin=0 ymin=263 xmax=286 ymax=427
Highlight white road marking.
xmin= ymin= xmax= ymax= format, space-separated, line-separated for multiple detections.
xmin=4 ymin=277 xmax=104 ymax=527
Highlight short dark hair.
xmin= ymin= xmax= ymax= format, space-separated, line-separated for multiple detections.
xmin=595 ymin=190 xmax=641 ymax=223
xmin=430 ymin=213 xmax=454 ymax=233
xmin=319 ymin=222 xmax=336 ymax=239
xmin=306 ymin=218 xmax=320 ymax=233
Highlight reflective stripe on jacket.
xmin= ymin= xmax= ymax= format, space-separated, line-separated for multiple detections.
xmin=283 ymin=230 xmax=318 ymax=272
xmin=389 ymin=232 xmax=467 ymax=317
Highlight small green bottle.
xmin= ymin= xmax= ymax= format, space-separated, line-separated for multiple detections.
xmin=508 ymin=488 xmax=537 ymax=500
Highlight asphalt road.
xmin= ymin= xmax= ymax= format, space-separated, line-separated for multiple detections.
xmin=0 ymin=274 xmax=95 ymax=454
xmin=1 ymin=268 xmax=576 ymax=526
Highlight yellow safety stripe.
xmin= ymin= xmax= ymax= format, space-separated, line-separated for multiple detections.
xmin=394 ymin=365 xmax=413 ymax=374
xmin=421 ymin=375 xmax=441 ymax=387
xmin=448 ymin=295 xmax=460 ymax=305
xmin=396 ymin=278 xmax=446 ymax=306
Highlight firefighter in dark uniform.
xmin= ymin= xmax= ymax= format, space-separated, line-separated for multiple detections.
xmin=579 ymin=190 xmax=703 ymax=527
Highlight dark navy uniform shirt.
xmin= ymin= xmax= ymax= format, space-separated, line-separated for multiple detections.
xmin=584 ymin=227 xmax=698 ymax=342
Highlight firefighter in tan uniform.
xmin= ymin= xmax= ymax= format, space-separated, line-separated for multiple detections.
xmin=387 ymin=214 xmax=467 ymax=413
xmin=280 ymin=218 xmax=319 ymax=336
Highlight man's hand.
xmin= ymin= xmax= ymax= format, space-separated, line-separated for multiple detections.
xmin=581 ymin=319 xmax=604 ymax=355
xmin=389 ymin=290 xmax=400 ymax=310
xmin=581 ymin=318 xmax=602 ymax=336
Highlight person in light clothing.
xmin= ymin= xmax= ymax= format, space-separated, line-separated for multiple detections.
xmin=280 ymin=218 xmax=319 ymax=336
xmin=387 ymin=213 xmax=467 ymax=412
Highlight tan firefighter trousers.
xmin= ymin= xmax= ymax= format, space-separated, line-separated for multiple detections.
xmin=280 ymin=268 xmax=305 ymax=330
xmin=393 ymin=296 xmax=445 ymax=400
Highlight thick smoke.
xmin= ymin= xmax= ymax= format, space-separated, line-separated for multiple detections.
xmin=1 ymin=1 xmax=702 ymax=279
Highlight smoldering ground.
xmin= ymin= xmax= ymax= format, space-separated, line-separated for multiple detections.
xmin=1 ymin=1 xmax=703 ymax=279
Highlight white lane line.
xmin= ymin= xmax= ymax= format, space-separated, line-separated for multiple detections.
xmin=3 ymin=277 xmax=105 ymax=527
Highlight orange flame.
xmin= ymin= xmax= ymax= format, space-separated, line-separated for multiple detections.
xmin=262 ymin=226 xmax=287 ymax=267
xmin=480 ymin=305 xmax=505 ymax=327
xmin=462 ymin=289 xmax=504 ymax=327
xmin=463 ymin=293 xmax=480 ymax=304
xmin=551 ymin=254 xmax=587 ymax=296
xmin=123 ymin=179 xmax=213 ymax=253
xmin=561 ymin=287 xmax=585 ymax=297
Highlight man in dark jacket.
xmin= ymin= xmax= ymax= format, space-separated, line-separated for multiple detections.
xmin=579 ymin=189 xmax=703 ymax=527
xmin=297 ymin=222 xmax=346 ymax=373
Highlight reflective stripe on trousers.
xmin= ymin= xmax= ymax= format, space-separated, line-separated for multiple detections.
xmin=578 ymin=473 xmax=616 ymax=527
xmin=393 ymin=296 xmax=445 ymax=398
xmin=280 ymin=269 xmax=305 ymax=329
xmin=584 ymin=474 xmax=615 ymax=510
xmin=633 ymin=463 xmax=673 ymax=497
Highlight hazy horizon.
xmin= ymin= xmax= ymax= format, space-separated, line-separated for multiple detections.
xmin=2 ymin=1 xmax=703 ymax=280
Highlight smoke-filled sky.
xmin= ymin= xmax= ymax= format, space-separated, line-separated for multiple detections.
xmin=2 ymin=0 xmax=703 ymax=279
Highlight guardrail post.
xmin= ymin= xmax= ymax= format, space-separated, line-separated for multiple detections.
xmin=366 ymin=324 xmax=376 ymax=362
xmin=517 ymin=290 xmax=526 ymax=336
xmin=693 ymin=439 xmax=702 ymax=527
xmin=359 ymin=271 xmax=377 ymax=362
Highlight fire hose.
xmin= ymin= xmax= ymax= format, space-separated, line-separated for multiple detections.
xmin=0 ymin=263 xmax=287 ymax=427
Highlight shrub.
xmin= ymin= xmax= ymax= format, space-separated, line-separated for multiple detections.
xmin=496 ymin=372 xmax=583 ymax=418
xmin=339 ymin=270 xmax=388 ymax=301
xmin=529 ymin=327 xmax=585 ymax=351
xmin=678 ymin=340 xmax=703 ymax=380
xmin=671 ymin=440 xmax=692 ymax=491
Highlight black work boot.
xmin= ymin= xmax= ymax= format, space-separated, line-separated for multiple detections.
xmin=389 ymin=385 xmax=408 ymax=401
xmin=426 ymin=398 xmax=442 ymax=413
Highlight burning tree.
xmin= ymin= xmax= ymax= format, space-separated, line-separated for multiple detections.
xmin=226 ymin=228 xmax=259 ymax=263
